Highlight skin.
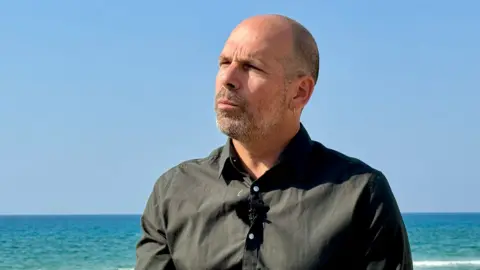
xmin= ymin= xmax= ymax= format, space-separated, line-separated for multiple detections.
xmin=214 ymin=15 xmax=316 ymax=179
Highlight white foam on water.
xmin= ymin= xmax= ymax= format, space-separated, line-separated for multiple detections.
xmin=414 ymin=260 xmax=480 ymax=267
xmin=116 ymin=261 xmax=480 ymax=269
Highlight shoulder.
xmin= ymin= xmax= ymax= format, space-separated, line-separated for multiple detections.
xmin=151 ymin=145 xmax=225 ymax=194
xmin=310 ymin=141 xmax=386 ymax=187
xmin=310 ymin=141 xmax=399 ymax=214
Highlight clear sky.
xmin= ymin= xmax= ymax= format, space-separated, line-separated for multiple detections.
xmin=1 ymin=1 xmax=478 ymax=215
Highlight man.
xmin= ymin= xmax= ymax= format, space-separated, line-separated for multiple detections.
xmin=135 ymin=14 xmax=413 ymax=270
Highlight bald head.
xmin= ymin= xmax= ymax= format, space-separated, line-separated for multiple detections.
xmin=215 ymin=14 xmax=318 ymax=142
xmin=234 ymin=14 xmax=320 ymax=84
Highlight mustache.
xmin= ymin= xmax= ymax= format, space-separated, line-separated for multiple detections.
xmin=215 ymin=88 xmax=245 ymax=105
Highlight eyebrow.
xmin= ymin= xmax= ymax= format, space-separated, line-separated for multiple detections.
xmin=218 ymin=54 xmax=268 ymax=69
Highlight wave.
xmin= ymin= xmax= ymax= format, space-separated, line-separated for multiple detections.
xmin=414 ymin=260 xmax=480 ymax=267
xmin=117 ymin=260 xmax=480 ymax=269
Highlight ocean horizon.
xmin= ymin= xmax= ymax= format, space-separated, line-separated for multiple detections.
xmin=1 ymin=213 xmax=479 ymax=270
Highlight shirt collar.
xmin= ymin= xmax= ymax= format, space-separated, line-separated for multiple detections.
xmin=218 ymin=123 xmax=314 ymax=180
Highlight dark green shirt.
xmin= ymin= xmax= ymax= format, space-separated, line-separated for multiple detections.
xmin=135 ymin=124 xmax=413 ymax=270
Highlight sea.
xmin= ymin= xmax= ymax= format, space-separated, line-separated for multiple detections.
xmin=0 ymin=213 xmax=479 ymax=270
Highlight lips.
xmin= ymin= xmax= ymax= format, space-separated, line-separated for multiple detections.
xmin=217 ymin=99 xmax=239 ymax=107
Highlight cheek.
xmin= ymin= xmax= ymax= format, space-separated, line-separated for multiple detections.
xmin=215 ymin=72 xmax=223 ymax=91
xmin=248 ymin=88 xmax=281 ymax=115
xmin=245 ymin=81 xmax=268 ymax=107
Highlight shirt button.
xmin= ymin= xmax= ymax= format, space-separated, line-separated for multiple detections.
xmin=248 ymin=233 xmax=254 ymax=240
xmin=252 ymin=186 xmax=259 ymax=192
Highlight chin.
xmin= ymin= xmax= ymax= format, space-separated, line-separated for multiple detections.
xmin=216 ymin=118 xmax=248 ymax=139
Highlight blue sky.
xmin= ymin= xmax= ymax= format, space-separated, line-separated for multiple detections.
xmin=0 ymin=1 xmax=478 ymax=214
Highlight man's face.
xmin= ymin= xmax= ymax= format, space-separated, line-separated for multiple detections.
xmin=214 ymin=21 xmax=295 ymax=142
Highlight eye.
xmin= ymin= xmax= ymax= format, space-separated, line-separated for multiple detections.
xmin=242 ymin=63 xmax=258 ymax=71
xmin=219 ymin=60 xmax=230 ymax=67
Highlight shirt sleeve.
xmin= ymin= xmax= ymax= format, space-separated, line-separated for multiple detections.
xmin=135 ymin=179 xmax=176 ymax=270
xmin=360 ymin=172 xmax=414 ymax=270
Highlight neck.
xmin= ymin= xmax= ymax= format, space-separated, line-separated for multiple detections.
xmin=232 ymin=122 xmax=300 ymax=180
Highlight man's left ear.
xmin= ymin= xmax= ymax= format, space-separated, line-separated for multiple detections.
xmin=292 ymin=76 xmax=315 ymax=109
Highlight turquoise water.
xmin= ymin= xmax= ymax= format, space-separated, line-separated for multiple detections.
xmin=0 ymin=213 xmax=479 ymax=270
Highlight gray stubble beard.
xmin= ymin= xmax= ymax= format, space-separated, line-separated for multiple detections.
xmin=215 ymin=94 xmax=288 ymax=144
xmin=215 ymin=108 xmax=256 ymax=143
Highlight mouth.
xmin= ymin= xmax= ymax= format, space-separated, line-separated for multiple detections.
xmin=217 ymin=99 xmax=240 ymax=108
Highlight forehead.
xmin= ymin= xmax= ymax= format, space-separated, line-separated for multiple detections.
xmin=220 ymin=24 xmax=292 ymax=63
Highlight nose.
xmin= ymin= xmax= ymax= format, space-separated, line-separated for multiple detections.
xmin=218 ymin=63 xmax=241 ymax=91
xmin=225 ymin=82 xmax=237 ymax=91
